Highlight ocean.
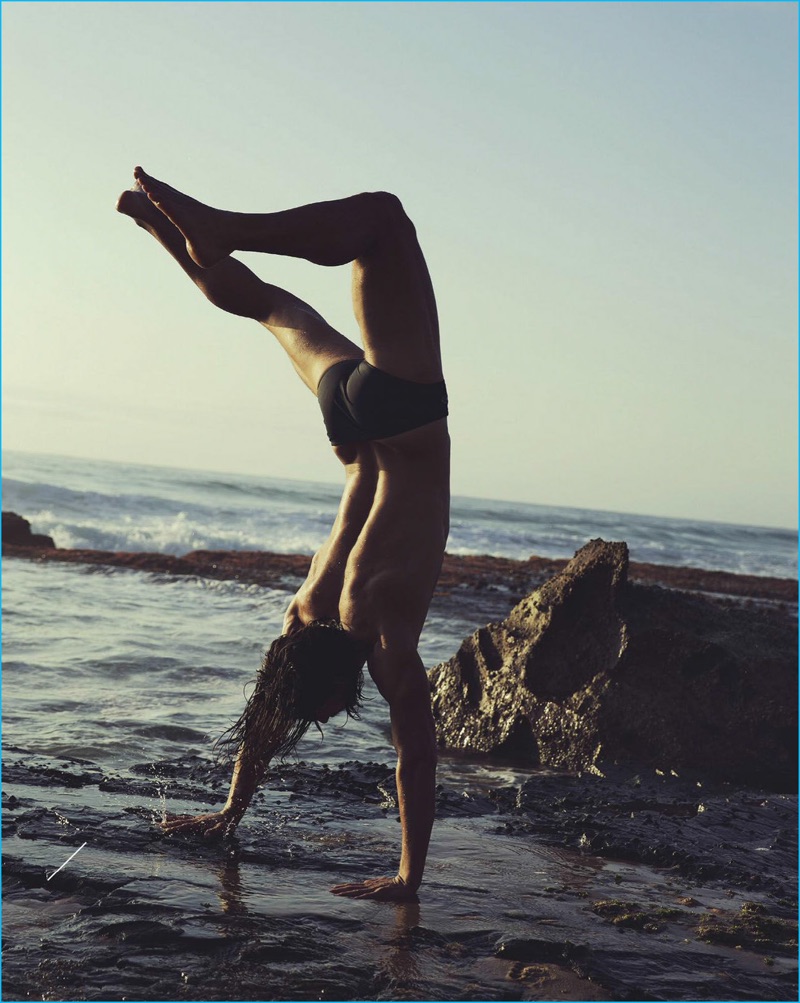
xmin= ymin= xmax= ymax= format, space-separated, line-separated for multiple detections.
xmin=3 ymin=447 xmax=795 ymax=772
xmin=3 ymin=450 xmax=797 ymax=1002
xmin=3 ymin=447 xmax=793 ymax=774
xmin=4 ymin=449 xmax=796 ymax=573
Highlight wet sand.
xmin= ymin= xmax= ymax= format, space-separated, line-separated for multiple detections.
xmin=3 ymin=547 xmax=797 ymax=1000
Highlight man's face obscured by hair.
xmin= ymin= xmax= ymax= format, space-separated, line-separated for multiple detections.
xmin=215 ymin=619 xmax=370 ymax=767
xmin=312 ymin=690 xmax=350 ymax=724
xmin=289 ymin=620 xmax=368 ymax=722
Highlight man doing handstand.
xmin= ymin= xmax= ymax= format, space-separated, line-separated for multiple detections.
xmin=117 ymin=169 xmax=449 ymax=902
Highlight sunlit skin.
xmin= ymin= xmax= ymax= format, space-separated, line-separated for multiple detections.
xmin=119 ymin=170 xmax=449 ymax=902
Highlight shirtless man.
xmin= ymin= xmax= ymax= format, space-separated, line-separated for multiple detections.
xmin=117 ymin=169 xmax=449 ymax=902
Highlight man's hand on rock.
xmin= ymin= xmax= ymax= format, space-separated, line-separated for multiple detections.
xmin=160 ymin=810 xmax=238 ymax=841
xmin=330 ymin=876 xmax=419 ymax=902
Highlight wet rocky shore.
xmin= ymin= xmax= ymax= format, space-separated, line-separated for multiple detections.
xmin=3 ymin=532 xmax=798 ymax=1001
xmin=3 ymin=534 xmax=797 ymax=608
xmin=3 ymin=749 xmax=797 ymax=1002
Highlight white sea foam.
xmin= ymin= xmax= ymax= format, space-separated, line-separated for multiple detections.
xmin=3 ymin=451 xmax=797 ymax=578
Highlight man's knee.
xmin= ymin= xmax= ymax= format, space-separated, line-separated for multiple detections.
xmin=361 ymin=191 xmax=416 ymax=239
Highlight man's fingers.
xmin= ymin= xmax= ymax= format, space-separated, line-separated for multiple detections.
xmin=332 ymin=886 xmax=382 ymax=894
xmin=158 ymin=811 xmax=234 ymax=840
xmin=333 ymin=878 xmax=387 ymax=890
xmin=330 ymin=878 xmax=412 ymax=901
xmin=330 ymin=884 xmax=365 ymax=896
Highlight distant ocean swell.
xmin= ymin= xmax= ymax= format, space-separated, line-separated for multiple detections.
xmin=2 ymin=452 xmax=796 ymax=579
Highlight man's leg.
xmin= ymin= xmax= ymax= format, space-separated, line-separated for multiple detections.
xmin=117 ymin=185 xmax=361 ymax=392
xmin=133 ymin=170 xmax=441 ymax=384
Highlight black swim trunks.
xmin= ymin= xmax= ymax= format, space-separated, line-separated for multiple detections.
xmin=317 ymin=359 xmax=448 ymax=446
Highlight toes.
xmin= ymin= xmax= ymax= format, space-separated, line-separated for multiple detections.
xmin=134 ymin=167 xmax=163 ymax=199
xmin=116 ymin=191 xmax=134 ymax=214
xmin=134 ymin=168 xmax=176 ymax=199
xmin=116 ymin=187 xmax=148 ymax=215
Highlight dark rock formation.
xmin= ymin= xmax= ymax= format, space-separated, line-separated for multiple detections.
xmin=2 ymin=512 xmax=55 ymax=549
xmin=429 ymin=539 xmax=797 ymax=791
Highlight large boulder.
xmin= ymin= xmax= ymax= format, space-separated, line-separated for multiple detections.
xmin=2 ymin=511 xmax=55 ymax=549
xmin=429 ymin=539 xmax=797 ymax=791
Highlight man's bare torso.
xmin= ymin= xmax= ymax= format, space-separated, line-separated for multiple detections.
xmin=286 ymin=416 xmax=449 ymax=649
xmin=124 ymin=173 xmax=446 ymax=899
xmin=339 ymin=418 xmax=450 ymax=647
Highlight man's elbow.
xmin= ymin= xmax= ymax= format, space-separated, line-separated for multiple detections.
xmin=396 ymin=719 xmax=438 ymax=771
xmin=397 ymin=750 xmax=437 ymax=786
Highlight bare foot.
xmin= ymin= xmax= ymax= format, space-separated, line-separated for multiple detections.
xmin=133 ymin=167 xmax=232 ymax=267
xmin=116 ymin=180 xmax=175 ymax=233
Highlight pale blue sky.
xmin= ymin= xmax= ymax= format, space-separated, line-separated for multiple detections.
xmin=2 ymin=2 xmax=797 ymax=528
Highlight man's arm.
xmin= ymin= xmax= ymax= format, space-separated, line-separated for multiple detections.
xmin=163 ymin=450 xmax=379 ymax=839
xmin=392 ymin=663 xmax=438 ymax=890
xmin=284 ymin=445 xmax=378 ymax=632
xmin=331 ymin=646 xmax=437 ymax=900
xmin=160 ymin=706 xmax=276 ymax=839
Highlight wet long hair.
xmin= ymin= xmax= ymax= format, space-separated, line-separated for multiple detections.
xmin=215 ymin=619 xmax=369 ymax=770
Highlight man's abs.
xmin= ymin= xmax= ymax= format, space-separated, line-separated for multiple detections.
xmin=338 ymin=440 xmax=450 ymax=645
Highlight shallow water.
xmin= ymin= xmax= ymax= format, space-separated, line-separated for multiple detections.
xmin=4 ymin=559 xmax=797 ymax=1001
xmin=4 ymin=750 xmax=797 ymax=1002
xmin=3 ymin=452 xmax=797 ymax=1000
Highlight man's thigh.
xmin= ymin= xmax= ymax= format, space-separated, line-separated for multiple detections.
xmin=351 ymin=216 xmax=443 ymax=384
xmin=262 ymin=294 xmax=363 ymax=394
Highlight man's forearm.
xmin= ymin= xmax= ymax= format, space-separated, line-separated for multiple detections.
xmin=373 ymin=649 xmax=439 ymax=893
xmin=222 ymin=749 xmax=263 ymax=823
xmin=395 ymin=749 xmax=437 ymax=890
xmin=311 ymin=460 xmax=377 ymax=584
xmin=221 ymin=694 xmax=283 ymax=824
